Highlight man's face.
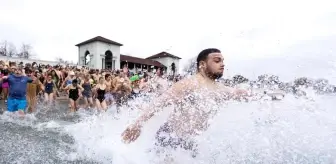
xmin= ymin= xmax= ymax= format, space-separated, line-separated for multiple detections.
xmin=203 ymin=53 xmax=225 ymax=79
xmin=11 ymin=66 xmax=22 ymax=75
xmin=156 ymin=69 xmax=161 ymax=76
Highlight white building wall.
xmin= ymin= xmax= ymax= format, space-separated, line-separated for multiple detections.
xmin=152 ymin=57 xmax=168 ymax=66
xmin=151 ymin=57 xmax=180 ymax=74
xmin=78 ymin=41 xmax=121 ymax=69
xmin=78 ymin=41 xmax=98 ymax=68
xmin=96 ymin=42 xmax=121 ymax=69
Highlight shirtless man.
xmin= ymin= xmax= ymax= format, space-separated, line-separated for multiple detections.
xmin=151 ymin=68 xmax=169 ymax=93
xmin=122 ymin=48 xmax=247 ymax=157
xmin=104 ymin=74 xmax=114 ymax=105
xmin=113 ymin=76 xmax=132 ymax=106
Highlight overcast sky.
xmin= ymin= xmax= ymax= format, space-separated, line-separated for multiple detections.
xmin=1 ymin=0 xmax=336 ymax=66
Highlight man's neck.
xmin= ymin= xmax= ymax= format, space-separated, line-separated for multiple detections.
xmin=197 ymin=72 xmax=216 ymax=83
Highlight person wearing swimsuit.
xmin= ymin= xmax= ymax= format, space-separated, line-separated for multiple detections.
xmin=44 ymin=74 xmax=56 ymax=104
xmin=62 ymin=71 xmax=75 ymax=88
xmin=1 ymin=69 xmax=9 ymax=104
xmin=113 ymin=77 xmax=132 ymax=107
xmin=62 ymin=71 xmax=76 ymax=108
xmin=104 ymin=74 xmax=114 ymax=106
xmin=50 ymin=70 xmax=60 ymax=98
xmin=63 ymin=79 xmax=84 ymax=112
xmin=94 ymin=77 xmax=107 ymax=111
xmin=80 ymin=74 xmax=94 ymax=108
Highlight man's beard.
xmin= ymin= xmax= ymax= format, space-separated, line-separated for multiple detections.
xmin=205 ymin=69 xmax=223 ymax=80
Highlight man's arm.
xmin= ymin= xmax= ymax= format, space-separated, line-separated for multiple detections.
xmin=27 ymin=77 xmax=34 ymax=83
xmin=0 ymin=74 xmax=11 ymax=83
xmin=123 ymin=83 xmax=132 ymax=93
xmin=219 ymin=84 xmax=250 ymax=99
xmin=113 ymin=83 xmax=122 ymax=92
xmin=62 ymin=84 xmax=70 ymax=92
xmin=61 ymin=77 xmax=69 ymax=89
xmin=38 ymin=79 xmax=45 ymax=91
xmin=0 ymin=76 xmax=7 ymax=83
xmin=77 ymin=85 xmax=84 ymax=92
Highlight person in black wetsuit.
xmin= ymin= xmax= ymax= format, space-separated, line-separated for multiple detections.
xmin=80 ymin=74 xmax=94 ymax=108
xmin=63 ymin=79 xmax=84 ymax=112
xmin=93 ymin=77 xmax=107 ymax=111
xmin=43 ymin=74 xmax=56 ymax=104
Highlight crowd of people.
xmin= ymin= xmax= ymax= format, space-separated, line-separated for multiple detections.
xmin=0 ymin=60 xmax=181 ymax=116
xmin=1 ymin=48 xmax=305 ymax=162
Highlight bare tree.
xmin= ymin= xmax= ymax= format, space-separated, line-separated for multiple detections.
xmin=55 ymin=57 xmax=73 ymax=65
xmin=0 ymin=41 xmax=18 ymax=57
xmin=7 ymin=42 xmax=17 ymax=57
xmin=55 ymin=57 xmax=65 ymax=63
xmin=182 ymin=57 xmax=197 ymax=75
xmin=18 ymin=43 xmax=34 ymax=59
xmin=0 ymin=40 xmax=8 ymax=56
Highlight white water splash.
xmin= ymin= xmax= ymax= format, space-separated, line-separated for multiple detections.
xmin=60 ymin=90 xmax=336 ymax=164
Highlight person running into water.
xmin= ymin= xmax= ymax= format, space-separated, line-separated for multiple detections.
xmin=63 ymin=79 xmax=84 ymax=112
xmin=0 ymin=65 xmax=35 ymax=116
xmin=62 ymin=71 xmax=76 ymax=108
xmin=130 ymin=74 xmax=141 ymax=97
xmin=121 ymin=48 xmax=248 ymax=158
xmin=94 ymin=77 xmax=108 ymax=111
xmin=113 ymin=75 xmax=132 ymax=106
xmin=36 ymin=71 xmax=45 ymax=101
xmin=50 ymin=69 xmax=61 ymax=98
xmin=1 ymin=68 xmax=9 ymax=104
xmin=139 ymin=72 xmax=150 ymax=93
xmin=151 ymin=68 xmax=169 ymax=93
xmin=62 ymin=71 xmax=76 ymax=88
xmin=104 ymin=74 xmax=114 ymax=106
xmin=44 ymin=74 xmax=56 ymax=104
xmin=80 ymin=74 xmax=94 ymax=108
xmin=26 ymin=68 xmax=43 ymax=113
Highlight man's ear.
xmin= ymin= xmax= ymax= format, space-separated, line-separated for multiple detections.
xmin=199 ymin=61 xmax=206 ymax=69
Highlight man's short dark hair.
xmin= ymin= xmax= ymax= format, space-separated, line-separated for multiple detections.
xmin=105 ymin=73 xmax=111 ymax=79
xmin=196 ymin=48 xmax=221 ymax=71
xmin=25 ymin=67 xmax=32 ymax=74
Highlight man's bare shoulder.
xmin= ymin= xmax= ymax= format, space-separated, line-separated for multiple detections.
xmin=170 ymin=76 xmax=199 ymax=92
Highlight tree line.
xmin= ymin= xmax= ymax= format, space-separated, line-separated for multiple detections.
xmin=54 ymin=57 xmax=75 ymax=65
xmin=0 ymin=40 xmax=73 ymax=64
xmin=0 ymin=40 xmax=35 ymax=59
